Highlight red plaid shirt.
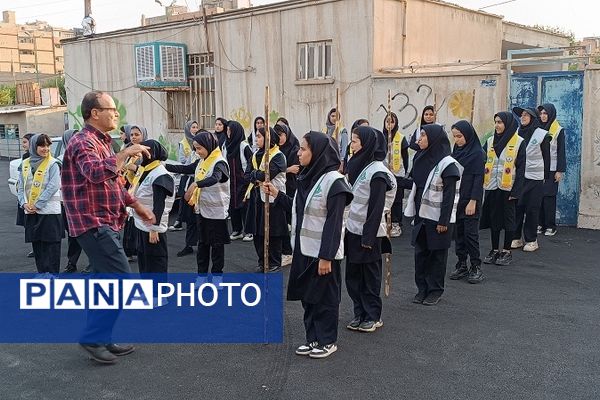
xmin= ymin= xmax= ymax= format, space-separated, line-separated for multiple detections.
xmin=62 ymin=124 xmax=136 ymax=237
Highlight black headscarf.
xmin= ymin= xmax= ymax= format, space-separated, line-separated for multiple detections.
xmin=193 ymin=131 xmax=219 ymax=155
xmin=215 ymin=117 xmax=229 ymax=147
xmin=346 ymin=126 xmax=378 ymax=185
xmin=274 ymin=123 xmax=300 ymax=161
xmin=373 ymin=129 xmax=388 ymax=162
xmin=297 ymin=131 xmax=340 ymax=195
xmin=420 ymin=105 xmax=435 ymax=126
xmin=451 ymin=120 xmax=484 ymax=175
xmin=409 ymin=106 xmax=436 ymax=151
xmin=351 ymin=119 xmax=369 ymax=131
xmin=225 ymin=120 xmax=245 ymax=157
xmin=183 ymin=120 xmax=198 ymax=147
xmin=62 ymin=129 xmax=79 ymax=149
xmin=493 ymin=111 xmax=519 ymax=157
xmin=140 ymin=139 xmax=168 ymax=166
xmin=382 ymin=112 xmax=399 ymax=136
xmin=255 ymin=127 xmax=279 ymax=165
xmin=537 ymin=103 xmax=557 ymax=131
xmin=513 ymin=107 xmax=541 ymax=144
xmin=21 ymin=133 xmax=34 ymax=160
xmin=411 ymin=124 xmax=451 ymax=189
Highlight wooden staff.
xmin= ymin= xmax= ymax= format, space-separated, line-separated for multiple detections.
xmin=470 ymin=88 xmax=476 ymax=124
xmin=263 ymin=86 xmax=271 ymax=273
xmin=433 ymin=93 xmax=438 ymax=114
xmin=332 ymin=88 xmax=341 ymax=144
xmin=385 ymin=89 xmax=393 ymax=297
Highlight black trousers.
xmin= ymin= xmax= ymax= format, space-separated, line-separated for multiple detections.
xmin=515 ymin=179 xmax=543 ymax=243
xmin=76 ymin=226 xmax=131 ymax=345
xmin=137 ymin=231 xmax=168 ymax=274
xmin=63 ymin=207 xmax=82 ymax=267
xmin=455 ymin=218 xmax=481 ymax=266
xmin=32 ymin=241 xmax=61 ymax=274
xmin=391 ymin=188 xmax=404 ymax=225
xmin=491 ymin=230 xmax=514 ymax=251
xmin=539 ymin=195 xmax=557 ymax=230
xmin=197 ymin=243 xmax=224 ymax=274
xmin=345 ymin=260 xmax=382 ymax=322
xmin=302 ymin=300 xmax=339 ymax=346
xmin=185 ymin=213 xmax=199 ymax=247
xmin=230 ymin=206 xmax=245 ymax=234
xmin=253 ymin=235 xmax=283 ymax=269
xmin=122 ymin=217 xmax=138 ymax=257
xmin=415 ymin=228 xmax=448 ymax=296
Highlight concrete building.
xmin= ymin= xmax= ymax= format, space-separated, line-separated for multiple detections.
xmin=62 ymin=0 xmax=600 ymax=227
xmin=0 ymin=10 xmax=76 ymax=75
xmin=142 ymin=1 xmax=251 ymax=26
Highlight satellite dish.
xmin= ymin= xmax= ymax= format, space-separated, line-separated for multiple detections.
xmin=82 ymin=15 xmax=96 ymax=36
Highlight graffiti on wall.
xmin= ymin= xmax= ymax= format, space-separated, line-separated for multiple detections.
xmin=229 ymin=106 xmax=281 ymax=131
xmin=68 ymin=98 xmax=128 ymax=131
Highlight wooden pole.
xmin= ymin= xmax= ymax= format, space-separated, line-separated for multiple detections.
xmin=470 ymin=89 xmax=476 ymax=124
xmin=385 ymin=89 xmax=392 ymax=297
xmin=263 ymin=86 xmax=271 ymax=273
xmin=332 ymin=88 xmax=340 ymax=144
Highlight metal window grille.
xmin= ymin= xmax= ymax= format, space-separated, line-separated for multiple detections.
xmin=297 ymin=41 xmax=333 ymax=80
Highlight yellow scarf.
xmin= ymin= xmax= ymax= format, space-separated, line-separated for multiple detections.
xmin=243 ymin=145 xmax=280 ymax=201
xmin=391 ymin=132 xmax=405 ymax=173
xmin=188 ymin=147 xmax=224 ymax=206
xmin=484 ymin=133 xmax=519 ymax=190
xmin=128 ymin=160 xmax=162 ymax=195
xmin=22 ymin=156 xmax=52 ymax=205
xmin=548 ymin=120 xmax=562 ymax=142
xmin=180 ymin=138 xmax=192 ymax=158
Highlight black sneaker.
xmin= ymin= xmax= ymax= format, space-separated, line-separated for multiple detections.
xmin=467 ymin=264 xmax=484 ymax=284
xmin=483 ymin=250 xmax=500 ymax=264
xmin=346 ymin=317 xmax=361 ymax=331
xmin=106 ymin=343 xmax=135 ymax=356
xmin=176 ymin=246 xmax=194 ymax=257
xmin=422 ymin=292 xmax=442 ymax=306
xmin=168 ymin=221 xmax=184 ymax=231
xmin=63 ymin=263 xmax=77 ymax=273
xmin=495 ymin=251 xmax=512 ymax=266
xmin=449 ymin=260 xmax=469 ymax=280
xmin=27 ymin=251 xmax=34 ymax=258
xmin=309 ymin=343 xmax=337 ymax=358
xmin=295 ymin=341 xmax=318 ymax=356
xmin=358 ymin=320 xmax=383 ymax=332
xmin=413 ymin=292 xmax=427 ymax=304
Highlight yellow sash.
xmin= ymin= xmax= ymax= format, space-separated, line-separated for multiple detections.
xmin=22 ymin=157 xmax=52 ymax=205
xmin=188 ymin=147 xmax=223 ymax=206
xmin=243 ymin=145 xmax=280 ymax=201
xmin=548 ymin=120 xmax=562 ymax=143
xmin=124 ymin=156 xmax=140 ymax=184
xmin=180 ymin=138 xmax=192 ymax=158
xmin=128 ymin=160 xmax=161 ymax=195
xmin=391 ymin=132 xmax=405 ymax=173
xmin=484 ymin=133 xmax=518 ymax=190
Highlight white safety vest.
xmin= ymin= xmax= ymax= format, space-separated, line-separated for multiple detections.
xmin=404 ymin=155 xmax=463 ymax=223
xmin=257 ymin=152 xmax=286 ymax=204
xmin=346 ymin=161 xmax=397 ymax=237
xmin=196 ymin=156 xmax=231 ymax=219
xmin=132 ymin=165 xmax=175 ymax=233
xmin=291 ymin=171 xmax=347 ymax=260
xmin=524 ymin=128 xmax=547 ymax=180
xmin=222 ymin=141 xmax=250 ymax=173
xmin=22 ymin=158 xmax=61 ymax=215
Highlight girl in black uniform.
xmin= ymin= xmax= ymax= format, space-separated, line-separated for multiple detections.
xmin=264 ymin=131 xmax=352 ymax=358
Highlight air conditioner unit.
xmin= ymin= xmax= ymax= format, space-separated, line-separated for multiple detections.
xmin=134 ymin=42 xmax=188 ymax=90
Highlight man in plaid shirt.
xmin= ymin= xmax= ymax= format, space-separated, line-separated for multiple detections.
xmin=62 ymin=91 xmax=155 ymax=364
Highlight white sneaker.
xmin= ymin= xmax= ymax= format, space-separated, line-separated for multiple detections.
xmin=511 ymin=239 xmax=524 ymax=249
xmin=390 ymin=223 xmax=402 ymax=238
xmin=281 ymin=255 xmax=293 ymax=266
xmin=195 ymin=276 xmax=209 ymax=288
xmin=212 ymin=275 xmax=224 ymax=290
xmin=242 ymin=234 xmax=254 ymax=242
xmin=544 ymin=228 xmax=557 ymax=236
xmin=536 ymin=225 xmax=543 ymax=234
xmin=230 ymin=231 xmax=244 ymax=240
xmin=523 ymin=240 xmax=539 ymax=252
xmin=153 ymin=297 xmax=169 ymax=308
xmin=309 ymin=343 xmax=337 ymax=359
xmin=295 ymin=341 xmax=318 ymax=356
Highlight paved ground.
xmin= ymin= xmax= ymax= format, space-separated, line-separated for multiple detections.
xmin=0 ymin=159 xmax=599 ymax=400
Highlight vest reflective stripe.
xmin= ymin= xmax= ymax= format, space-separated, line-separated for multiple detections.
xmin=22 ymin=158 xmax=61 ymax=215
xmin=195 ymin=156 xmax=230 ymax=219
xmin=404 ymin=156 xmax=463 ymax=223
xmin=255 ymin=151 xmax=286 ymax=204
xmin=483 ymin=134 xmax=522 ymax=191
xmin=222 ymin=141 xmax=249 ymax=173
xmin=291 ymin=171 xmax=346 ymax=260
xmin=132 ymin=165 xmax=174 ymax=233
xmin=548 ymin=120 xmax=562 ymax=171
xmin=524 ymin=128 xmax=547 ymax=180
xmin=346 ymin=161 xmax=397 ymax=237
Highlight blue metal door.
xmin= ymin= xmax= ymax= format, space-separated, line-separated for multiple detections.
xmin=510 ymin=72 xmax=584 ymax=226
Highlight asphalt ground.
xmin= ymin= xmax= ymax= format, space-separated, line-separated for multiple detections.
xmin=0 ymin=159 xmax=598 ymax=400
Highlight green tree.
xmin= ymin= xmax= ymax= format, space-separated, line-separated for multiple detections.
xmin=0 ymin=85 xmax=16 ymax=105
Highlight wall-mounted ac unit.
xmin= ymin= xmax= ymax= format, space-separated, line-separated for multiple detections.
xmin=134 ymin=42 xmax=188 ymax=90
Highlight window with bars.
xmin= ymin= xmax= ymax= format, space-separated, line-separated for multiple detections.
xmin=0 ymin=124 xmax=20 ymax=139
xmin=167 ymin=53 xmax=216 ymax=130
xmin=297 ymin=41 xmax=332 ymax=81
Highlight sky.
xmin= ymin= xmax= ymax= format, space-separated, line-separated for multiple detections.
xmin=5 ymin=0 xmax=598 ymax=39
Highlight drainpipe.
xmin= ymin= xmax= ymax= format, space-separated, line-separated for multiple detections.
xmin=401 ymin=0 xmax=407 ymax=68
